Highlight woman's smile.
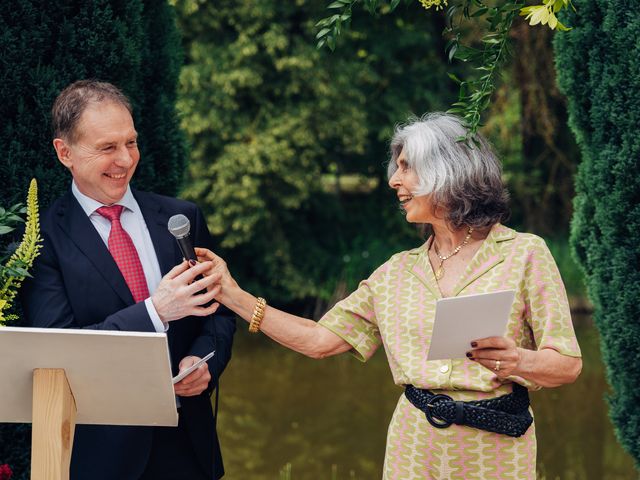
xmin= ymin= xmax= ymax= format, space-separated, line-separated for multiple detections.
xmin=398 ymin=194 xmax=414 ymax=208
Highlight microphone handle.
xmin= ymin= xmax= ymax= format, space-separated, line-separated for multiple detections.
xmin=177 ymin=234 xmax=210 ymax=300
xmin=176 ymin=234 xmax=197 ymax=262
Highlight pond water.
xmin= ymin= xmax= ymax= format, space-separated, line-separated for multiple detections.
xmin=216 ymin=319 xmax=637 ymax=479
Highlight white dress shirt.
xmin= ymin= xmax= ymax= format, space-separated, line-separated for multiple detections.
xmin=71 ymin=182 xmax=167 ymax=332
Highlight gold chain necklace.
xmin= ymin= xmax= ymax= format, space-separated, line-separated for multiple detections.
xmin=432 ymin=226 xmax=474 ymax=280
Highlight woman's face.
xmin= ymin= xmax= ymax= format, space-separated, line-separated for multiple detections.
xmin=388 ymin=148 xmax=437 ymax=223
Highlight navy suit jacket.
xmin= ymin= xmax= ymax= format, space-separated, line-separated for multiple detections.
xmin=21 ymin=189 xmax=236 ymax=480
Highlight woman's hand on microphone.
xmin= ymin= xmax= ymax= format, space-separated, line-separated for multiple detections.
xmin=194 ymin=248 xmax=238 ymax=305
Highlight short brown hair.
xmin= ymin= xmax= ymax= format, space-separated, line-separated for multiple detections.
xmin=51 ymin=80 xmax=132 ymax=143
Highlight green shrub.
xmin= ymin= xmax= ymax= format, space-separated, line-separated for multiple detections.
xmin=555 ymin=0 xmax=640 ymax=467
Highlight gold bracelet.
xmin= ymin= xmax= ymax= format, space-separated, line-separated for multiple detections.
xmin=248 ymin=297 xmax=267 ymax=333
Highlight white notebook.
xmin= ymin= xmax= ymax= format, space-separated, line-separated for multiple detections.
xmin=427 ymin=290 xmax=516 ymax=361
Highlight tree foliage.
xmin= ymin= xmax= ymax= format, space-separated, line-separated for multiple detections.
xmin=315 ymin=0 xmax=574 ymax=138
xmin=313 ymin=0 xmax=581 ymax=237
xmin=555 ymin=0 xmax=640 ymax=466
xmin=174 ymin=0 xmax=457 ymax=307
xmin=484 ymin=23 xmax=578 ymax=237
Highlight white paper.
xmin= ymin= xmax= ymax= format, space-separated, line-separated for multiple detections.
xmin=427 ymin=290 xmax=516 ymax=361
xmin=172 ymin=350 xmax=215 ymax=384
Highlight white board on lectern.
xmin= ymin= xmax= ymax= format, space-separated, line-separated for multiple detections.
xmin=0 ymin=327 xmax=177 ymax=427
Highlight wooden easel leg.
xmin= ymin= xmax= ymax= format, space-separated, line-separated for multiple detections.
xmin=31 ymin=369 xmax=77 ymax=480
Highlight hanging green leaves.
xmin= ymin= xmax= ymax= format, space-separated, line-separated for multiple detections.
xmin=317 ymin=0 xmax=574 ymax=140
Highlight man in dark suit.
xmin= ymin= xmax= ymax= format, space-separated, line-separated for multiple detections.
xmin=21 ymin=80 xmax=236 ymax=480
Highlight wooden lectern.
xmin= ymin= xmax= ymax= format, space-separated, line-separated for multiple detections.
xmin=0 ymin=327 xmax=178 ymax=480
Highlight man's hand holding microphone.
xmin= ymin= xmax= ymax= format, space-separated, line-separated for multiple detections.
xmin=150 ymin=214 xmax=221 ymax=396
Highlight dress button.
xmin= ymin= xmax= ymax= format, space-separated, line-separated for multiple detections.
xmin=439 ymin=364 xmax=449 ymax=374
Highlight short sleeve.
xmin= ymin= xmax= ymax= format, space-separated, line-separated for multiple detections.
xmin=523 ymin=237 xmax=581 ymax=357
xmin=319 ymin=276 xmax=383 ymax=362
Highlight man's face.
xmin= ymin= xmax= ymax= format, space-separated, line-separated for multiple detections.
xmin=53 ymin=101 xmax=140 ymax=205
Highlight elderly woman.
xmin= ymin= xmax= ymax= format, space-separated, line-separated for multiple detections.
xmin=197 ymin=113 xmax=582 ymax=479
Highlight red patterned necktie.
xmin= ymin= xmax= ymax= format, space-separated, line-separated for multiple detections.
xmin=96 ymin=205 xmax=150 ymax=303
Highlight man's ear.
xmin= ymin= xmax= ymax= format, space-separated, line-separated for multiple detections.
xmin=52 ymin=138 xmax=73 ymax=169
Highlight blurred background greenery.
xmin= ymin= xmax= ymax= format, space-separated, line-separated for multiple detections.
xmin=173 ymin=0 xmax=583 ymax=312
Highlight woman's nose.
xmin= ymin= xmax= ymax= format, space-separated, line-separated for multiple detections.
xmin=389 ymin=170 xmax=401 ymax=189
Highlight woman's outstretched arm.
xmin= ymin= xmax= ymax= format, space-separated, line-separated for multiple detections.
xmin=196 ymin=248 xmax=352 ymax=359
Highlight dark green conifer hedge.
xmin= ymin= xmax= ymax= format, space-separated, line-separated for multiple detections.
xmin=0 ymin=0 xmax=185 ymax=210
xmin=0 ymin=1 xmax=185 ymax=477
xmin=555 ymin=0 xmax=640 ymax=466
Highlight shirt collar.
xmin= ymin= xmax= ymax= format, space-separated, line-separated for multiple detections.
xmin=71 ymin=182 xmax=139 ymax=217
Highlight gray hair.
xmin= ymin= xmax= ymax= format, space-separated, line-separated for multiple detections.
xmin=387 ymin=112 xmax=509 ymax=229
xmin=52 ymin=79 xmax=132 ymax=143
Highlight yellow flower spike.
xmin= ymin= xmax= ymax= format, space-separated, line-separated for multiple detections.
xmin=0 ymin=178 xmax=43 ymax=326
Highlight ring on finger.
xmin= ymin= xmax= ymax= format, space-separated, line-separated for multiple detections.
xmin=494 ymin=359 xmax=501 ymax=372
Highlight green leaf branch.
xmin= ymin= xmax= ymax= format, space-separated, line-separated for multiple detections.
xmin=315 ymin=0 xmax=413 ymax=50
xmin=317 ymin=0 xmax=574 ymax=139
xmin=445 ymin=0 xmax=524 ymax=140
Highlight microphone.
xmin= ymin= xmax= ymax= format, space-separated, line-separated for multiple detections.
xmin=168 ymin=214 xmax=197 ymax=262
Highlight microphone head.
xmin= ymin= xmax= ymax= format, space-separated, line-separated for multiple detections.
xmin=168 ymin=214 xmax=191 ymax=239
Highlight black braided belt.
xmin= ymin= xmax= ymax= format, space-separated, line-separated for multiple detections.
xmin=404 ymin=383 xmax=533 ymax=437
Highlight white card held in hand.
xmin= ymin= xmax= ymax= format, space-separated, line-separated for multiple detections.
xmin=427 ymin=290 xmax=516 ymax=361
xmin=172 ymin=350 xmax=215 ymax=384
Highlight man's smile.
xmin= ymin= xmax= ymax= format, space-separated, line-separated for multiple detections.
xmin=104 ymin=172 xmax=127 ymax=180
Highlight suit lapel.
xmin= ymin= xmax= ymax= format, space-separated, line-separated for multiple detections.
xmin=133 ymin=190 xmax=178 ymax=276
xmin=451 ymin=223 xmax=515 ymax=296
xmin=133 ymin=191 xmax=180 ymax=354
xmin=56 ymin=192 xmax=134 ymax=305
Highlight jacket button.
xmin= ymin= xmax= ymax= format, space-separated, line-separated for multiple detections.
xmin=439 ymin=364 xmax=449 ymax=374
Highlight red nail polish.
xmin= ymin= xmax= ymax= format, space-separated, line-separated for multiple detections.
xmin=470 ymin=341 xmax=477 ymax=348
xmin=189 ymin=259 xmax=197 ymax=266
xmin=466 ymin=352 xmax=472 ymax=358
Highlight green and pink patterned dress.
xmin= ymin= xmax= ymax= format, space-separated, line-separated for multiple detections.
xmin=319 ymin=224 xmax=581 ymax=479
